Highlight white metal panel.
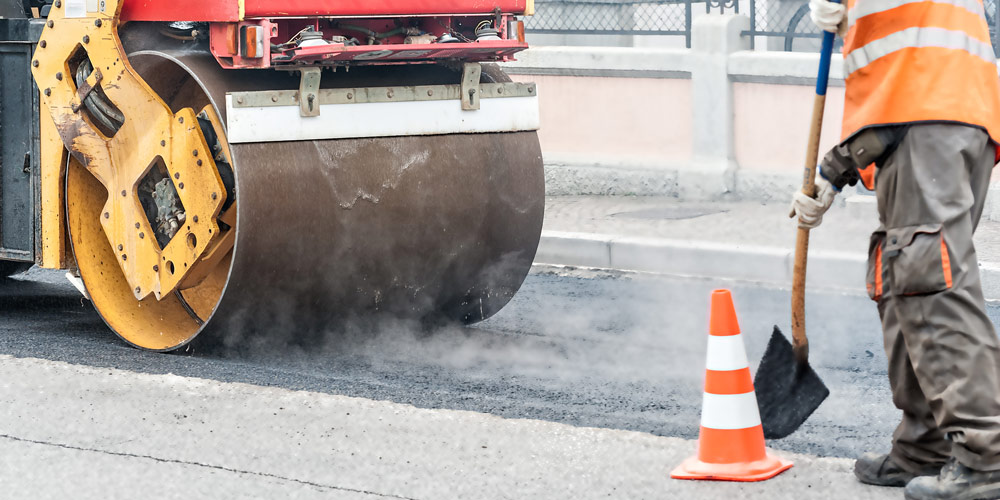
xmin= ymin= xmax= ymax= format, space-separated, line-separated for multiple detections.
xmin=65 ymin=0 xmax=86 ymax=17
xmin=225 ymin=95 xmax=541 ymax=144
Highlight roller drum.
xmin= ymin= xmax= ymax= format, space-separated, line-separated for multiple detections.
xmin=67 ymin=51 xmax=544 ymax=350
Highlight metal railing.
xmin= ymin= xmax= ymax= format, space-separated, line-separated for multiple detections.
xmin=525 ymin=0 xmax=1000 ymax=54
xmin=745 ymin=0 xmax=833 ymax=51
xmin=524 ymin=0 xmax=698 ymax=47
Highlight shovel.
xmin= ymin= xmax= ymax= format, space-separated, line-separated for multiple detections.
xmin=753 ymin=16 xmax=837 ymax=440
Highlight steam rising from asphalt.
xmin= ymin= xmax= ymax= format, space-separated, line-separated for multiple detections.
xmin=208 ymin=268 xmax=714 ymax=387
xmin=203 ymin=260 xmax=878 ymax=404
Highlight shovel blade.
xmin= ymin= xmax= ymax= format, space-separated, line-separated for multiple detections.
xmin=754 ymin=326 xmax=829 ymax=439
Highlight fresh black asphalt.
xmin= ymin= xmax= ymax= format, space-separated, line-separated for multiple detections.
xmin=3 ymin=266 xmax=977 ymax=461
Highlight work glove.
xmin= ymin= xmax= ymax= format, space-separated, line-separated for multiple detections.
xmin=809 ymin=0 xmax=847 ymax=37
xmin=790 ymin=174 xmax=838 ymax=229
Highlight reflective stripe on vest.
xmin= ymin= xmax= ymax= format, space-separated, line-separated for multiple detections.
xmin=845 ymin=26 xmax=995 ymax=76
xmin=848 ymin=0 xmax=984 ymax=26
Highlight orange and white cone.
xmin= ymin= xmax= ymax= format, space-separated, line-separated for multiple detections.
xmin=670 ymin=289 xmax=793 ymax=482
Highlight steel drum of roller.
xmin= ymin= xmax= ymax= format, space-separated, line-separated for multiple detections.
xmin=65 ymin=50 xmax=544 ymax=351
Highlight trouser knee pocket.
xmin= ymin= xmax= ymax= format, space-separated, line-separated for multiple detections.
xmin=885 ymin=224 xmax=953 ymax=295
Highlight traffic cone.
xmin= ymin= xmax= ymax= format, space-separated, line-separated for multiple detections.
xmin=670 ymin=289 xmax=793 ymax=482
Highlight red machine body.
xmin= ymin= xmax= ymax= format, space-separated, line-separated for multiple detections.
xmin=121 ymin=0 xmax=532 ymax=69
xmin=240 ymin=0 xmax=531 ymax=17
xmin=122 ymin=1 xmax=533 ymax=21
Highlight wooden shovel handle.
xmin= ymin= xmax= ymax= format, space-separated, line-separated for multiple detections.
xmin=792 ymin=21 xmax=837 ymax=366
xmin=792 ymin=94 xmax=827 ymax=365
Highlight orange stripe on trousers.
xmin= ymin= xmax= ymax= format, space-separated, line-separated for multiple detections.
xmin=941 ymin=237 xmax=953 ymax=288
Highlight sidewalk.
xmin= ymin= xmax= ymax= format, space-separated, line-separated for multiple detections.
xmin=0 ymin=355 xmax=898 ymax=499
xmin=537 ymin=195 xmax=1000 ymax=299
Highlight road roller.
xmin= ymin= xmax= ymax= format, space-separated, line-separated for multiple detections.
xmin=0 ymin=0 xmax=544 ymax=350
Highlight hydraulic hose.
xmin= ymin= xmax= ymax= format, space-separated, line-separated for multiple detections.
xmin=75 ymin=59 xmax=125 ymax=135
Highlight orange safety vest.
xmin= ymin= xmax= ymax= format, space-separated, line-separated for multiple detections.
xmin=843 ymin=0 xmax=1000 ymax=188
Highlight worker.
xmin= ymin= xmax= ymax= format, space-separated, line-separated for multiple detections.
xmin=792 ymin=0 xmax=1000 ymax=498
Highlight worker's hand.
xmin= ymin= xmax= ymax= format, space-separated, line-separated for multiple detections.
xmin=789 ymin=175 xmax=838 ymax=229
xmin=809 ymin=0 xmax=847 ymax=37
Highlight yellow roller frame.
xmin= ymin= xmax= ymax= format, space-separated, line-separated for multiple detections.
xmin=38 ymin=108 xmax=70 ymax=269
xmin=31 ymin=0 xmax=227 ymax=300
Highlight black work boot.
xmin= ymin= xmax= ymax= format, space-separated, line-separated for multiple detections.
xmin=905 ymin=457 xmax=1000 ymax=500
xmin=855 ymin=452 xmax=941 ymax=487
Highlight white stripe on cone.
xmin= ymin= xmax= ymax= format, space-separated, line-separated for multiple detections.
xmin=700 ymin=392 xmax=763 ymax=430
xmin=705 ymin=335 xmax=750 ymax=371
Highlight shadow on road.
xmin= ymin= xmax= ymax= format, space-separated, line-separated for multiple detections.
xmin=0 ymin=278 xmax=93 ymax=312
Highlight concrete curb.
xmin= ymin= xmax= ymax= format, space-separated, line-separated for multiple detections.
xmin=536 ymin=230 xmax=867 ymax=292
xmin=537 ymin=231 xmax=1000 ymax=300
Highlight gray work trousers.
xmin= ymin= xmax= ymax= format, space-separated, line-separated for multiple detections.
xmin=868 ymin=123 xmax=1000 ymax=472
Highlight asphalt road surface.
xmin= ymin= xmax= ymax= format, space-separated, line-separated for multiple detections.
xmin=0 ymin=265 xmax=934 ymax=464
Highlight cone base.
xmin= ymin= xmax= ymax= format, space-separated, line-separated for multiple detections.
xmin=670 ymin=452 xmax=793 ymax=482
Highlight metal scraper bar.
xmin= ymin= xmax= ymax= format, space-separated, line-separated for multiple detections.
xmin=228 ymin=82 xmax=537 ymax=109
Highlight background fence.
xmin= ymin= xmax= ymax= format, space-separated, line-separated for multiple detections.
xmin=524 ymin=0 xmax=698 ymax=47
xmin=524 ymin=0 xmax=1000 ymax=54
